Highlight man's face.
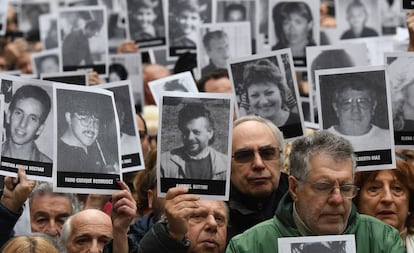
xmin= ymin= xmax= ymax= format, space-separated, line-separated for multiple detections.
xmin=66 ymin=112 xmax=99 ymax=148
xmin=8 ymin=97 xmax=45 ymax=146
xmin=135 ymin=7 xmax=157 ymax=30
xmin=204 ymin=77 xmax=232 ymax=94
xmin=187 ymin=200 xmax=227 ymax=253
xmin=181 ymin=117 xmax=213 ymax=156
xmin=289 ymin=152 xmax=354 ymax=235
xmin=30 ymin=193 xmax=72 ymax=238
xmin=231 ymin=120 xmax=281 ymax=197
xmin=177 ymin=10 xmax=201 ymax=36
xmin=206 ymin=37 xmax=229 ymax=68
xmin=226 ymin=9 xmax=245 ymax=22
xmin=65 ymin=209 xmax=113 ymax=253
xmin=39 ymin=57 xmax=59 ymax=74
xmin=332 ymin=88 xmax=375 ymax=136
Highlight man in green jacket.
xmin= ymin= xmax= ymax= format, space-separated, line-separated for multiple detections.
xmin=226 ymin=130 xmax=406 ymax=253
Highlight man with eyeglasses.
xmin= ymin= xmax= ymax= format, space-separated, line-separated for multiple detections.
xmin=327 ymin=75 xmax=390 ymax=151
xmin=160 ymin=103 xmax=227 ymax=180
xmin=58 ymin=94 xmax=115 ymax=173
xmin=226 ymin=131 xmax=405 ymax=253
xmin=227 ymin=115 xmax=289 ymax=241
xmin=2 ymin=85 xmax=52 ymax=163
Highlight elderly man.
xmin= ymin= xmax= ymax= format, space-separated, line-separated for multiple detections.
xmin=60 ymin=209 xmax=113 ymax=253
xmin=226 ymin=131 xmax=405 ymax=252
xmin=227 ymin=116 xmax=289 ymax=240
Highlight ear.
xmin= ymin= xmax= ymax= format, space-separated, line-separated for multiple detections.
xmin=35 ymin=123 xmax=46 ymax=136
xmin=288 ymin=175 xmax=299 ymax=201
xmin=6 ymin=108 xmax=10 ymax=124
xmin=371 ymin=100 xmax=377 ymax=113
xmin=207 ymin=129 xmax=214 ymax=141
xmin=65 ymin=112 xmax=71 ymax=125
xmin=332 ymin=102 xmax=340 ymax=117
xmin=147 ymin=189 xmax=154 ymax=209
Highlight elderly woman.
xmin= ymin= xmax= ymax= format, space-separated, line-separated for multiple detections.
xmin=241 ymin=58 xmax=300 ymax=138
xmin=1 ymin=234 xmax=59 ymax=253
xmin=271 ymin=1 xmax=316 ymax=57
xmin=354 ymin=158 xmax=414 ymax=251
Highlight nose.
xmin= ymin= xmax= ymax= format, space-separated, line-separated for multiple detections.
xmin=19 ymin=115 xmax=29 ymax=128
xmin=328 ymin=187 xmax=344 ymax=205
xmin=251 ymin=151 xmax=265 ymax=170
xmin=45 ymin=220 xmax=59 ymax=237
xmin=380 ymin=187 xmax=393 ymax=203
xmin=205 ymin=214 xmax=218 ymax=233
xmin=88 ymin=239 xmax=101 ymax=253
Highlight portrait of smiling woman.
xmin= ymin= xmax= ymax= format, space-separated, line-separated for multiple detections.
xmin=271 ymin=1 xmax=316 ymax=58
xmin=240 ymin=58 xmax=301 ymax=138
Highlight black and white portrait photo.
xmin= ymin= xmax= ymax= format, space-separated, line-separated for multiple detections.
xmin=268 ymin=0 xmax=320 ymax=67
xmin=403 ymin=0 xmax=414 ymax=10
xmin=0 ymin=0 xmax=9 ymax=36
xmin=18 ymin=1 xmax=53 ymax=41
xmin=58 ymin=6 xmax=109 ymax=75
xmin=385 ymin=52 xmax=414 ymax=148
xmin=197 ymin=22 xmax=251 ymax=79
xmin=316 ymin=65 xmax=395 ymax=171
xmin=380 ymin=0 xmax=405 ymax=35
xmin=108 ymin=53 xmax=143 ymax=110
xmin=39 ymin=14 xmax=58 ymax=50
xmin=157 ymin=92 xmax=234 ymax=200
xmin=306 ymin=43 xmax=369 ymax=123
xmin=148 ymin=71 xmax=199 ymax=105
xmin=228 ymin=49 xmax=305 ymax=141
xmin=0 ymin=74 xmax=54 ymax=182
xmin=54 ymin=84 xmax=121 ymax=194
xmin=278 ymin=235 xmax=356 ymax=253
xmin=31 ymin=49 xmax=61 ymax=77
xmin=126 ymin=0 xmax=166 ymax=48
xmin=97 ymin=80 xmax=145 ymax=172
xmin=167 ymin=0 xmax=212 ymax=57
xmin=213 ymin=0 xmax=257 ymax=53
xmin=337 ymin=0 xmax=380 ymax=40
xmin=41 ymin=70 xmax=89 ymax=86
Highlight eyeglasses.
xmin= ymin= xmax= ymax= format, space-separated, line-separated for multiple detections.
xmin=364 ymin=184 xmax=406 ymax=197
xmin=73 ymin=113 xmax=100 ymax=128
xmin=232 ymin=146 xmax=281 ymax=163
xmin=307 ymin=181 xmax=359 ymax=199
xmin=337 ymin=97 xmax=372 ymax=110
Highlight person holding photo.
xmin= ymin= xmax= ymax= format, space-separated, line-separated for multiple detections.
xmin=171 ymin=0 xmax=205 ymax=47
xmin=340 ymin=0 xmax=378 ymax=39
xmin=160 ymin=103 xmax=227 ymax=180
xmin=241 ymin=59 xmax=299 ymax=133
xmin=2 ymin=85 xmax=52 ymax=163
xmin=271 ymin=2 xmax=316 ymax=57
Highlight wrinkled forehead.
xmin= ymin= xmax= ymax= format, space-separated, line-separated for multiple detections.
xmin=198 ymin=200 xmax=226 ymax=215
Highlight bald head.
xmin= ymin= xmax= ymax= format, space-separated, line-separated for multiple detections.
xmin=143 ymin=64 xmax=171 ymax=105
xmin=62 ymin=209 xmax=112 ymax=253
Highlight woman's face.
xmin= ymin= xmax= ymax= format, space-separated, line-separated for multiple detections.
xmin=282 ymin=12 xmax=311 ymax=45
xmin=357 ymin=170 xmax=410 ymax=233
xmin=247 ymin=81 xmax=283 ymax=119
xmin=177 ymin=10 xmax=201 ymax=36
xmin=347 ymin=6 xmax=366 ymax=31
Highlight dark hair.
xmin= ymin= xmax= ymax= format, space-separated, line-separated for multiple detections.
xmin=272 ymin=2 xmax=314 ymax=47
xmin=65 ymin=93 xmax=102 ymax=119
xmin=354 ymin=159 xmax=414 ymax=234
xmin=332 ymin=73 xmax=376 ymax=102
xmin=177 ymin=103 xmax=215 ymax=144
xmin=197 ymin=68 xmax=229 ymax=92
xmin=224 ymin=3 xmax=246 ymax=21
xmin=202 ymin=30 xmax=228 ymax=51
xmin=164 ymin=79 xmax=188 ymax=92
xmin=109 ymin=63 xmax=128 ymax=80
xmin=9 ymin=85 xmax=51 ymax=125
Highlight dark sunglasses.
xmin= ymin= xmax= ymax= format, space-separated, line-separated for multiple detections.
xmin=232 ymin=146 xmax=281 ymax=163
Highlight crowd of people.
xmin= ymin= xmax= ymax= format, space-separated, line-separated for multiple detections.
xmin=1 ymin=1 xmax=414 ymax=253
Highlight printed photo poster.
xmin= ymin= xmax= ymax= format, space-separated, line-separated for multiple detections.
xmin=0 ymin=74 xmax=54 ymax=182
xmin=0 ymin=0 xmax=9 ymax=36
xmin=105 ymin=0 xmax=129 ymax=53
xmin=39 ymin=13 xmax=58 ymax=50
xmin=96 ymin=80 xmax=145 ymax=172
xmin=197 ymin=22 xmax=251 ymax=79
xmin=57 ymin=6 xmax=109 ymax=76
xmin=108 ymin=53 xmax=144 ymax=110
xmin=126 ymin=0 xmax=166 ymax=49
xmin=53 ymin=83 xmax=121 ymax=194
xmin=157 ymin=92 xmax=234 ymax=200
xmin=278 ymin=235 xmax=356 ymax=253
xmin=166 ymin=0 xmax=212 ymax=58
xmin=337 ymin=0 xmax=381 ymax=41
xmin=213 ymin=0 xmax=257 ymax=53
xmin=384 ymin=52 xmax=414 ymax=148
xmin=268 ymin=0 xmax=320 ymax=67
xmin=306 ymin=43 xmax=369 ymax=123
xmin=228 ymin=48 xmax=305 ymax=141
xmin=17 ymin=0 xmax=55 ymax=41
xmin=380 ymin=0 xmax=405 ymax=35
xmin=148 ymin=71 xmax=199 ymax=105
xmin=315 ymin=65 xmax=396 ymax=171
xmin=31 ymin=49 xmax=61 ymax=77
xmin=147 ymin=47 xmax=177 ymax=71
xmin=257 ymin=0 xmax=270 ymax=53
xmin=402 ymin=0 xmax=414 ymax=11
xmin=41 ymin=70 xmax=89 ymax=86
